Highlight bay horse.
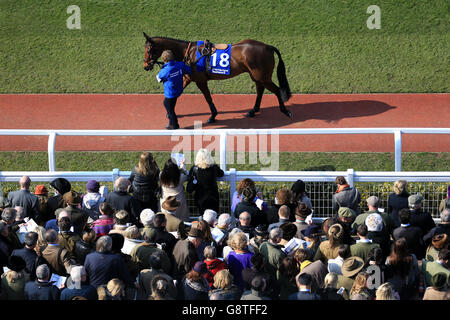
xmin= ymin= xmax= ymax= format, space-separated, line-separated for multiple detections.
xmin=143 ymin=33 xmax=292 ymax=124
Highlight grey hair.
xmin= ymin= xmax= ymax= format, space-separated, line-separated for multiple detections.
xmin=114 ymin=177 xmax=130 ymax=192
xmin=441 ymin=209 xmax=450 ymax=222
xmin=204 ymin=245 xmax=217 ymax=259
xmin=36 ymin=264 xmax=50 ymax=280
xmin=269 ymin=228 xmax=283 ymax=241
xmin=239 ymin=211 xmax=251 ymax=221
xmin=96 ymin=235 xmax=112 ymax=253
xmin=2 ymin=207 xmax=17 ymax=222
xmin=70 ymin=265 xmax=86 ymax=283
xmin=217 ymin=213 xmax=231 ymax=227
xmin=202 ymin=209 xmax=217 ymax=225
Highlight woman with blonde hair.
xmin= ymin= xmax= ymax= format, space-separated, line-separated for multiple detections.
xmin=349 ymin=272 xmax=372 ymax=300
xmin=187 ymin=148 xmax=224 ymax=215
xmin=375 ymin=282 xmax=398 ymax=300
xmin=321 ymin=272 xmax=345 ymax=300
xmin=209 ymin=269 xmax=242 ymax=300
xmin=387 ymin=179 xmax=410 ymax=227
xmin=97 ymin=278 xmax=126 ymax=300
xmin=129 ymin=152 xmax=160 ymax=212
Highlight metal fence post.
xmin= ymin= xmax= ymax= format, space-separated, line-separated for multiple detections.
xmin=48 ymin=132 xmax=56 ymax=172
xmin=394 ymin=130 xmax=402 ymax=172
xmin=347 ymin=168 xmax=355 ymax=187
xmin=112 ymin=168 xmax=120 ymax=187
xmin=229 ymin=168 xmax=237 ymax=206
xmin=220 ymin=131 xmax=227 ymax=172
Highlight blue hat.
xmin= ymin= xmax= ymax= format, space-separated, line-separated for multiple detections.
xmin=301 ymin=224 xmax=321 ymax=238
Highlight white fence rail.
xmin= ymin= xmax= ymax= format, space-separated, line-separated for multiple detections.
xmin=1 ymin=127 xmax=450 ymax=172
xmin=1 ymin=169 xmax=450 ymax=211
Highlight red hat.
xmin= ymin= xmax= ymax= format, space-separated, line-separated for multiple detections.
xmin=34 ymin=184 xmax=48 ymax=195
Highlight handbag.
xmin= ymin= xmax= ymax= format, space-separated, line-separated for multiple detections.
xmin=186 ymin=166 xmax=199 ymax=193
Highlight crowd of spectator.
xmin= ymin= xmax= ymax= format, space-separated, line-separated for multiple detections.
xmin=0 ymin=150 xmax=449 ymax=301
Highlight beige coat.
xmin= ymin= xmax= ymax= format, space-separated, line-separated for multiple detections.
xmin=160 ymin=170 xmax=190 ymax=222
xmin=423 ymin=287 xmax=450 ymax=300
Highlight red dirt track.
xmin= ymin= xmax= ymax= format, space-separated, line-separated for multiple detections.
xmin=0 ymin=93 xmax=449 ymax=153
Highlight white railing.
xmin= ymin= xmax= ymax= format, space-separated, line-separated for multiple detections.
xmin=1 ymin=127 xmax=450 ymax=172
xmin=1 ymin=169 xmax=450 ymax=209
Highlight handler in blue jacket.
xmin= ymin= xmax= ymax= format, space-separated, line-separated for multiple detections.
xmin=156 ymin=50 xmax=192 ymax=130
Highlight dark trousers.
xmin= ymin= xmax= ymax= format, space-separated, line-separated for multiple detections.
xmin=163 ymin=97 xmax=178 ymax=127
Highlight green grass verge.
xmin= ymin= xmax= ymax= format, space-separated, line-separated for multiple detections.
xmin=1 ymin=151 xmax=449 ymax=172
xmin=0 ymin=0 xmax=448 ymax=93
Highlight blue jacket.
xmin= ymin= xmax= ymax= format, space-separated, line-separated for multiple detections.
xmin=84 ymin=251 xmax=131 ymax=288
xmin=24 ymin=280 xmax=61 ymax=300
xmin=157 ymin=60 xmax=192 ymax=98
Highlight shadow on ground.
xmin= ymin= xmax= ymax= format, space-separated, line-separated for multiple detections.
xmin=180 ymin=100 xmax=397 ymax=129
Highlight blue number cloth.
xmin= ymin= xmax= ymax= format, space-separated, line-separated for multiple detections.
xmin=196 ymin=40 xmax=231 ymax=75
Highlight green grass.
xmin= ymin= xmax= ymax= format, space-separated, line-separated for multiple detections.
xmin=1 ymin=151 xmax=449 ymax=172
xmin=0 ymin=0 xmax=448 ymax=93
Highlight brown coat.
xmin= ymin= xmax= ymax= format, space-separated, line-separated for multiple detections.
xmin=41 ymin=244 xmax=73 ymax=276
xmin=162 ymin=212 xmax=187 ymax=240
xmin=314 ymin=241 xmax=340 ymax=263
xmin=299 ymin=260 xmax=328 ymax=293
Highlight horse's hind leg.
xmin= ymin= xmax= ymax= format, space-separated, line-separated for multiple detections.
xmin=263 ymin=80 xmax=292 ymax=118
xmin=245 ymin=82 xmax=265 ymax=118
xmin=196 ymin=81 xmax=218 ymax=123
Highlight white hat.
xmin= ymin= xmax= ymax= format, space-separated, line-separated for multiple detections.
xmin=365 ymin=213 xmax=383 ymax=232
xmin=140 ymin=208 xmax=155 ymax=226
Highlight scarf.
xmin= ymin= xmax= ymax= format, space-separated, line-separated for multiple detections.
xmin=336 ymin=184 xmax=350 ymax=193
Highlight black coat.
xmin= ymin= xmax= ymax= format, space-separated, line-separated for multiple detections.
xmin=73 ymin=240 xmax=95 ymax=265
xmin=234 ymin=200 xmax=266 ymax=228
xmin=47 ymin=195 xmax=65 ymax=217
xmin=367 ymin=231 xmax=391 ymax=260
xmin=266 ymin=203 xmax=297 ymax=224
xmin=11 ymin=247 xmax=38 ymax=280
xmin=105 ymin=191 xmax=141 ymax=225
xmin=393 ymin=226 xmax=424 ymax=259
xmin=409 ymin=209 xmax=436 ymax=236
xmin=423 ymin=223 xmax=450 ymax=246
xmin=387 ymin=193 xmax=409 ymax=227
xmin=188 ymin=165 xmax=224 ymax=214
xmin=153 ymin=226 xmax=178 ymax=254
xmin=129 ymin=167 xmax=160 ymax=212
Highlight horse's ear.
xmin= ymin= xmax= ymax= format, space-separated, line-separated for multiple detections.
xmin=143 ymin=32 xmax=150 ymax=41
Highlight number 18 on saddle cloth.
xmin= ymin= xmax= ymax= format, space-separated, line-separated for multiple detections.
xmin=196 ymin=40 xmax=231 ymax=75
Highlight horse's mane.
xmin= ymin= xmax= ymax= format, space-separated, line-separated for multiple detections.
xmin=151 ymin=36 xmax=190 ymax=44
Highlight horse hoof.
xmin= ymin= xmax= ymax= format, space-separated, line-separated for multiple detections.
xmin=245 ymin=110 xmax=256 ymax=118
xmin=207 ymin=117 xmax=216 ymax=124
xmin=282 ymin=109 xmax=292 ymax=118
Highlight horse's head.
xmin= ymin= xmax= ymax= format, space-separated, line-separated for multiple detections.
xmin=143 ymin=32 xmax=162 ymax=71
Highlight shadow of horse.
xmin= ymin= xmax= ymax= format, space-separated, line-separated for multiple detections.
xmin=180 ymin=100 xmax=397 ymax=129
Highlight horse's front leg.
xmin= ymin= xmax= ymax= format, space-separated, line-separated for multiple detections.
xmin=195 ymin=81 xmax=217 ymax=123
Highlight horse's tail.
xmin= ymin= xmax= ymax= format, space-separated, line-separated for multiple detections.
xmin=271 ymin=46 xmax=292 ymax=102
